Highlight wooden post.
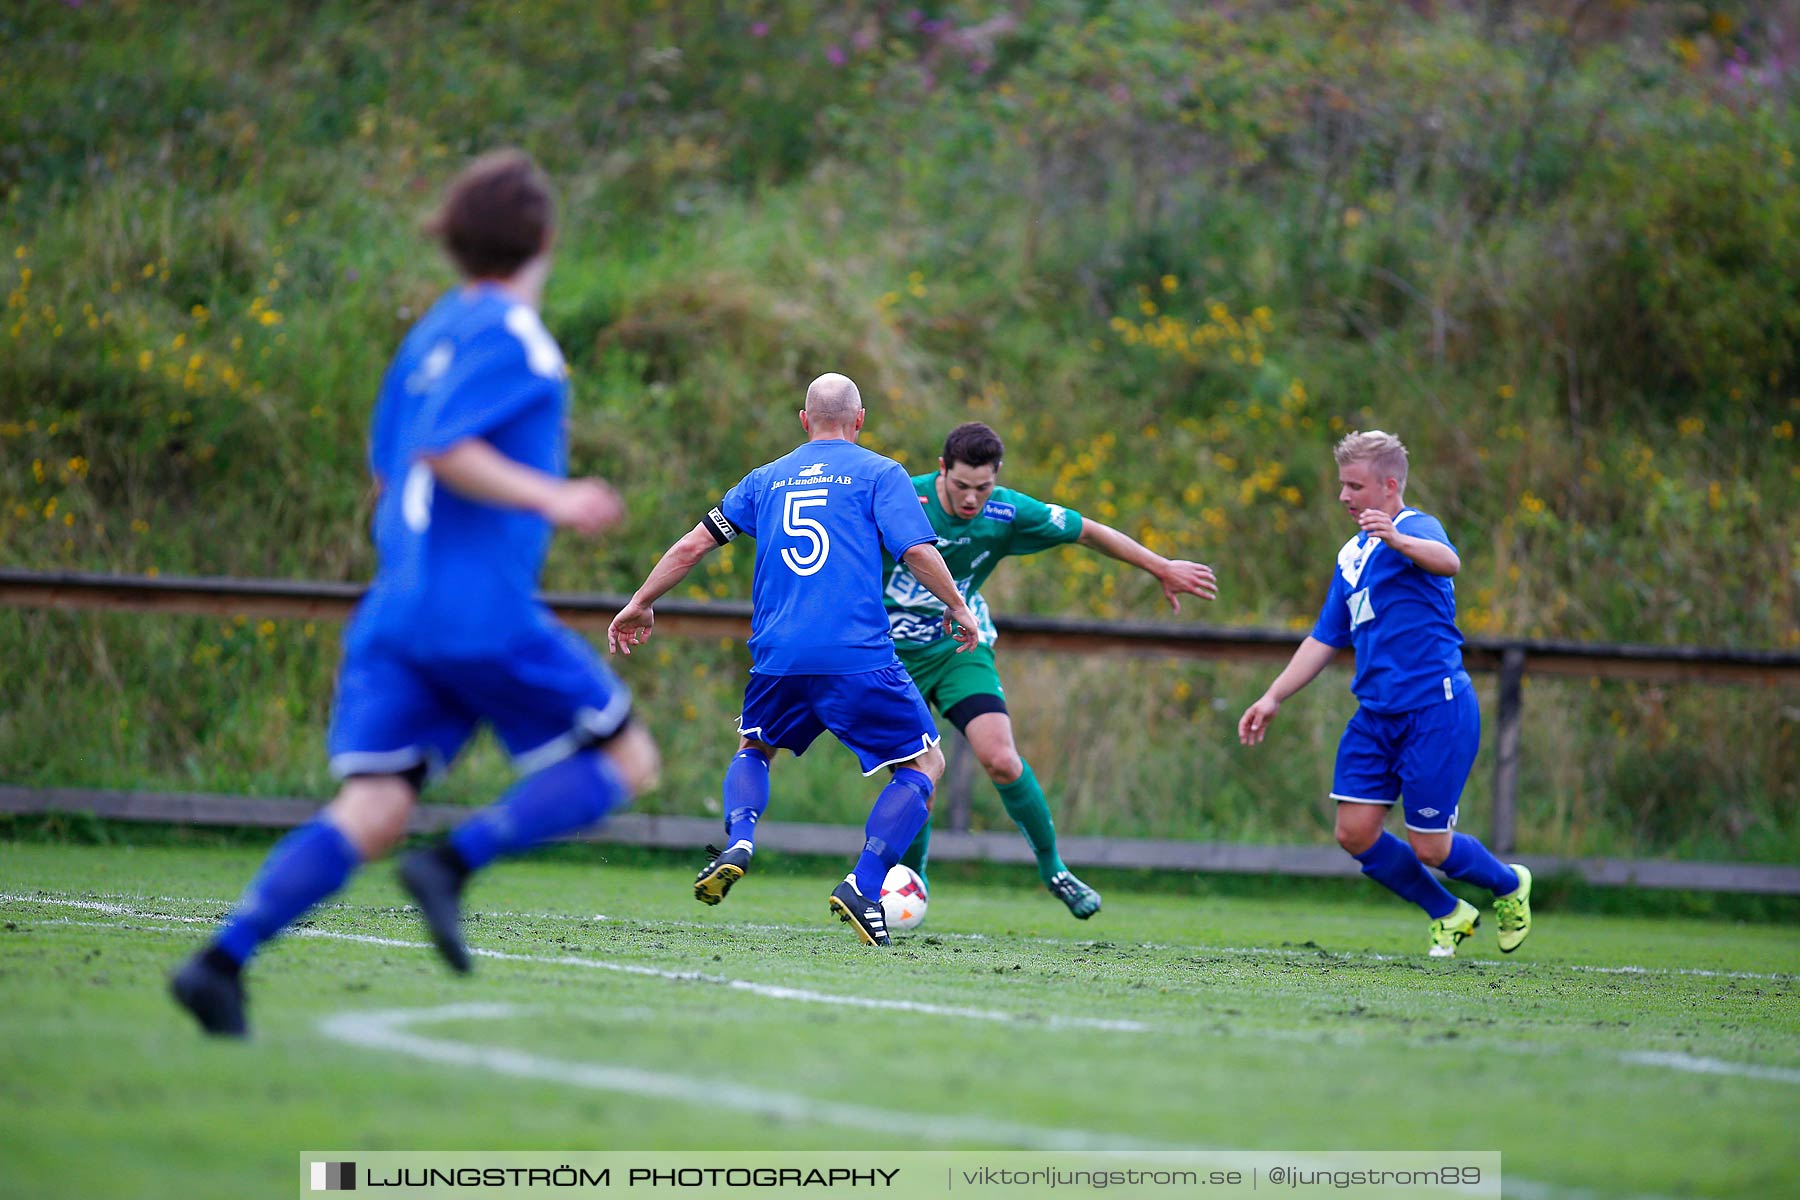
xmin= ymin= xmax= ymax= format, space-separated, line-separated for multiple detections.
xmin=945 ymin=734 xmax=975 ymax=833
xmin=1491 ymin=645 xmax=1526 ymax=855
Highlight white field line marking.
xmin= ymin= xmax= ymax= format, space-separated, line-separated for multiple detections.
xmin=0 ymin=891 xmax=1728 ymax=1199
xmin=1504 ymin=1179 xmax=1690 ymax=1200
xmin=319 ymin=1003 xmax=1165 ymax=1152
xmin=1171 ymin=942 xmax=1800 ymax=983
xmin=321 ymin=1006 xmax=1693 ymax=1200
xmin=22 ymin=907 xmax=1800 ymax=1094
xmin=3 ymin=897 xmax=1146 ymax=1033
xmin=325 ymin=1004 xmax=1699 ymax=1199
xmin=1565 ymin=962 xmax=1797 ymax=983
xmin=29 ymin=912 xmax=1490 ymax=1056
xmin=1620 ymin=1052 xmax=1800 ymax=1085
xmin=1 ymin=894 xmax=220 ymax=921
xmin=10 ymin=921 xmax=1785 ymax=1194
xmin=5 ymin=890 xmax=1792 ymax=983
xmin=82 ymin=895 xmax=851 ymax=933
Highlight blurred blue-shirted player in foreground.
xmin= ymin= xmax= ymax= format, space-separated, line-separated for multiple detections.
xmin=171 ymin=150 xmax=660 ymax=1035
xmin=1237 ymin=431 xmax=1533 ymax=957
xmin=606 ymin=373 xmax=981 ymax=946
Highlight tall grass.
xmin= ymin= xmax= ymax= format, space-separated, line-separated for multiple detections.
xmin=2 ymin=1 xmax=1795 ymax=860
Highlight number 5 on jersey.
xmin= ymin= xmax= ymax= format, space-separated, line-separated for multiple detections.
xmin=781 ymin=488 xmax=831 ymax=576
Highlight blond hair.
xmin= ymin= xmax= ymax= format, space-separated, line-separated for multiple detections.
xmin=1333 ymin=430 xmax=1409 ymax=490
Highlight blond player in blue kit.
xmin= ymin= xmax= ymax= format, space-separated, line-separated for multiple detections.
xmin=1238 ymin=431 xmax=1532 ymax=957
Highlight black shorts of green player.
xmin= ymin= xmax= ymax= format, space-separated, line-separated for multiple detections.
xmin=884 ymin=422 xmax=1220 ymax=919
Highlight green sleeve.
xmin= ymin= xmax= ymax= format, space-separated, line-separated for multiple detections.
xmin=1005 ymin=489 xmax=1084 ymax=556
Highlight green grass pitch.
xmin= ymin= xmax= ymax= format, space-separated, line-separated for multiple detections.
xmin=1 ymin=840 xmax=1795 ymax=1199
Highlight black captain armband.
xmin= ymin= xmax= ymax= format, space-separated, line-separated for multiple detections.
xmin=702 ymin=506 xmax=738 ymax=545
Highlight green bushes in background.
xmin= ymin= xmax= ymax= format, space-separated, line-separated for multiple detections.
xmin=2 ymin=2 xmax=1794 ymax=860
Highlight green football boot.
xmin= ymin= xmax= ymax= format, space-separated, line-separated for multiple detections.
xmin=1046 ymin=870 xmax=1102 ymax=919
xmin=1494 ymin=864 xmax=1533 ymax=954
xmin=1427 ymin=898 xmax=1481 ymax=958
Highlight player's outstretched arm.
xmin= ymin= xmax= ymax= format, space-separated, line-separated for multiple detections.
xmin=424 ymin=438 xmax=623 ymax=535
xmin=1075 ymin=520 xmax=1217 ymax=613
xmin=1238 ymin=636 xmax=1339 ymax=746
xmin=900 ymin=543 xmax=982 ymax=653
xmin=607 ymin=524 xmax=718 ymax=655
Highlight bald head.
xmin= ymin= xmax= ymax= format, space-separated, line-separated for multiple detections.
xmin=802 ymin=372 xmax=864 ymax=438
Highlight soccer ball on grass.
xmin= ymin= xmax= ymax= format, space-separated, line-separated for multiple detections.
xmin=879 ymin=864 xmax=929 ymax=933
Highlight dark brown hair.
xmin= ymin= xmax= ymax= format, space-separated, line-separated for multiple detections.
xmin=425 ymin=149 xmax=554 ymax=279
xmin=942 ymin=421 xmax=1005 ymax=470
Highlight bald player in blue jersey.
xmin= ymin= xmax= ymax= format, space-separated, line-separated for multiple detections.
xmin=607 ymin=373 xmax=981 ymax=946
xmin=171 ymin=151 xmax=660 ymax=1036
xmin=1238 ymin=431 xmax=1533 ymax=957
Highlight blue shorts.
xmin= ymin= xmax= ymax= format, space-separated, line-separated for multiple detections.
xmin=327 ymin=624 xmax=632 ymax=781
xmin=1330 ymin=685 xmax=1480 ymax=833
xmin=737 ymin=663 xmax=939 ymax=776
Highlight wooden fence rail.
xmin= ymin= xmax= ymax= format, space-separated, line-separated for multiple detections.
xmin=5 ymin=569 xmax=1798 ymax=890
xmin=6 ymin=786 xmax=1798 ymax=895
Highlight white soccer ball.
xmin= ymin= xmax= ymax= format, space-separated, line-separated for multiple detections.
xmin=879 ymin=864 xmax=929 ymax=933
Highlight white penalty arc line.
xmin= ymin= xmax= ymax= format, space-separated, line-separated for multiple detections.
xmin=4 ymin=890 xmax=1793 ymax=984
xmin=319 ymin=1003 xmax=1165 ymax=1152
xmin=0 ymin=895 xmax=1147 ymax=1034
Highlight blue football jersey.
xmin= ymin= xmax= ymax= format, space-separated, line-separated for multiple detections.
xmin=707 ymin=439 xmax=937 ymax=675
xmin=1310 ymin=508 xmax=1470 ymax=714
xmin=348 ymin=285 xmax=569 ymax=658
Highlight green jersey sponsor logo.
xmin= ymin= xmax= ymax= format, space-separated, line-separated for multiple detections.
xmin=884 ymin=473 xmax=1083 ymax=650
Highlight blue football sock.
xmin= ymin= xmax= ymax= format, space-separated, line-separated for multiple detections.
xmin=214 ymin=818 xmax=362 ymax=965
xmin=852 ymin=767 xmax=933 ymax=898
xmin=450 ymin=748 xmax=629 ymax=872
xmin=1439 ymin=832 xmax=1520 ymax=896
xmin=722 ymin=748 xmax=772 ymax=847
xmin=1353 ymin=830 xmax=1459 ymax=919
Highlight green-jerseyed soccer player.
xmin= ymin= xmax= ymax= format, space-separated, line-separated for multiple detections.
xmin=883 ymin=421 xmax=1219 ymax=918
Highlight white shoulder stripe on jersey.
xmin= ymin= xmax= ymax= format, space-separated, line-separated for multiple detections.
xmin=1336 ymin=535 xmax=1383 ymax=587
xmin=504 ymin=305 xmax=565 ymax=378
